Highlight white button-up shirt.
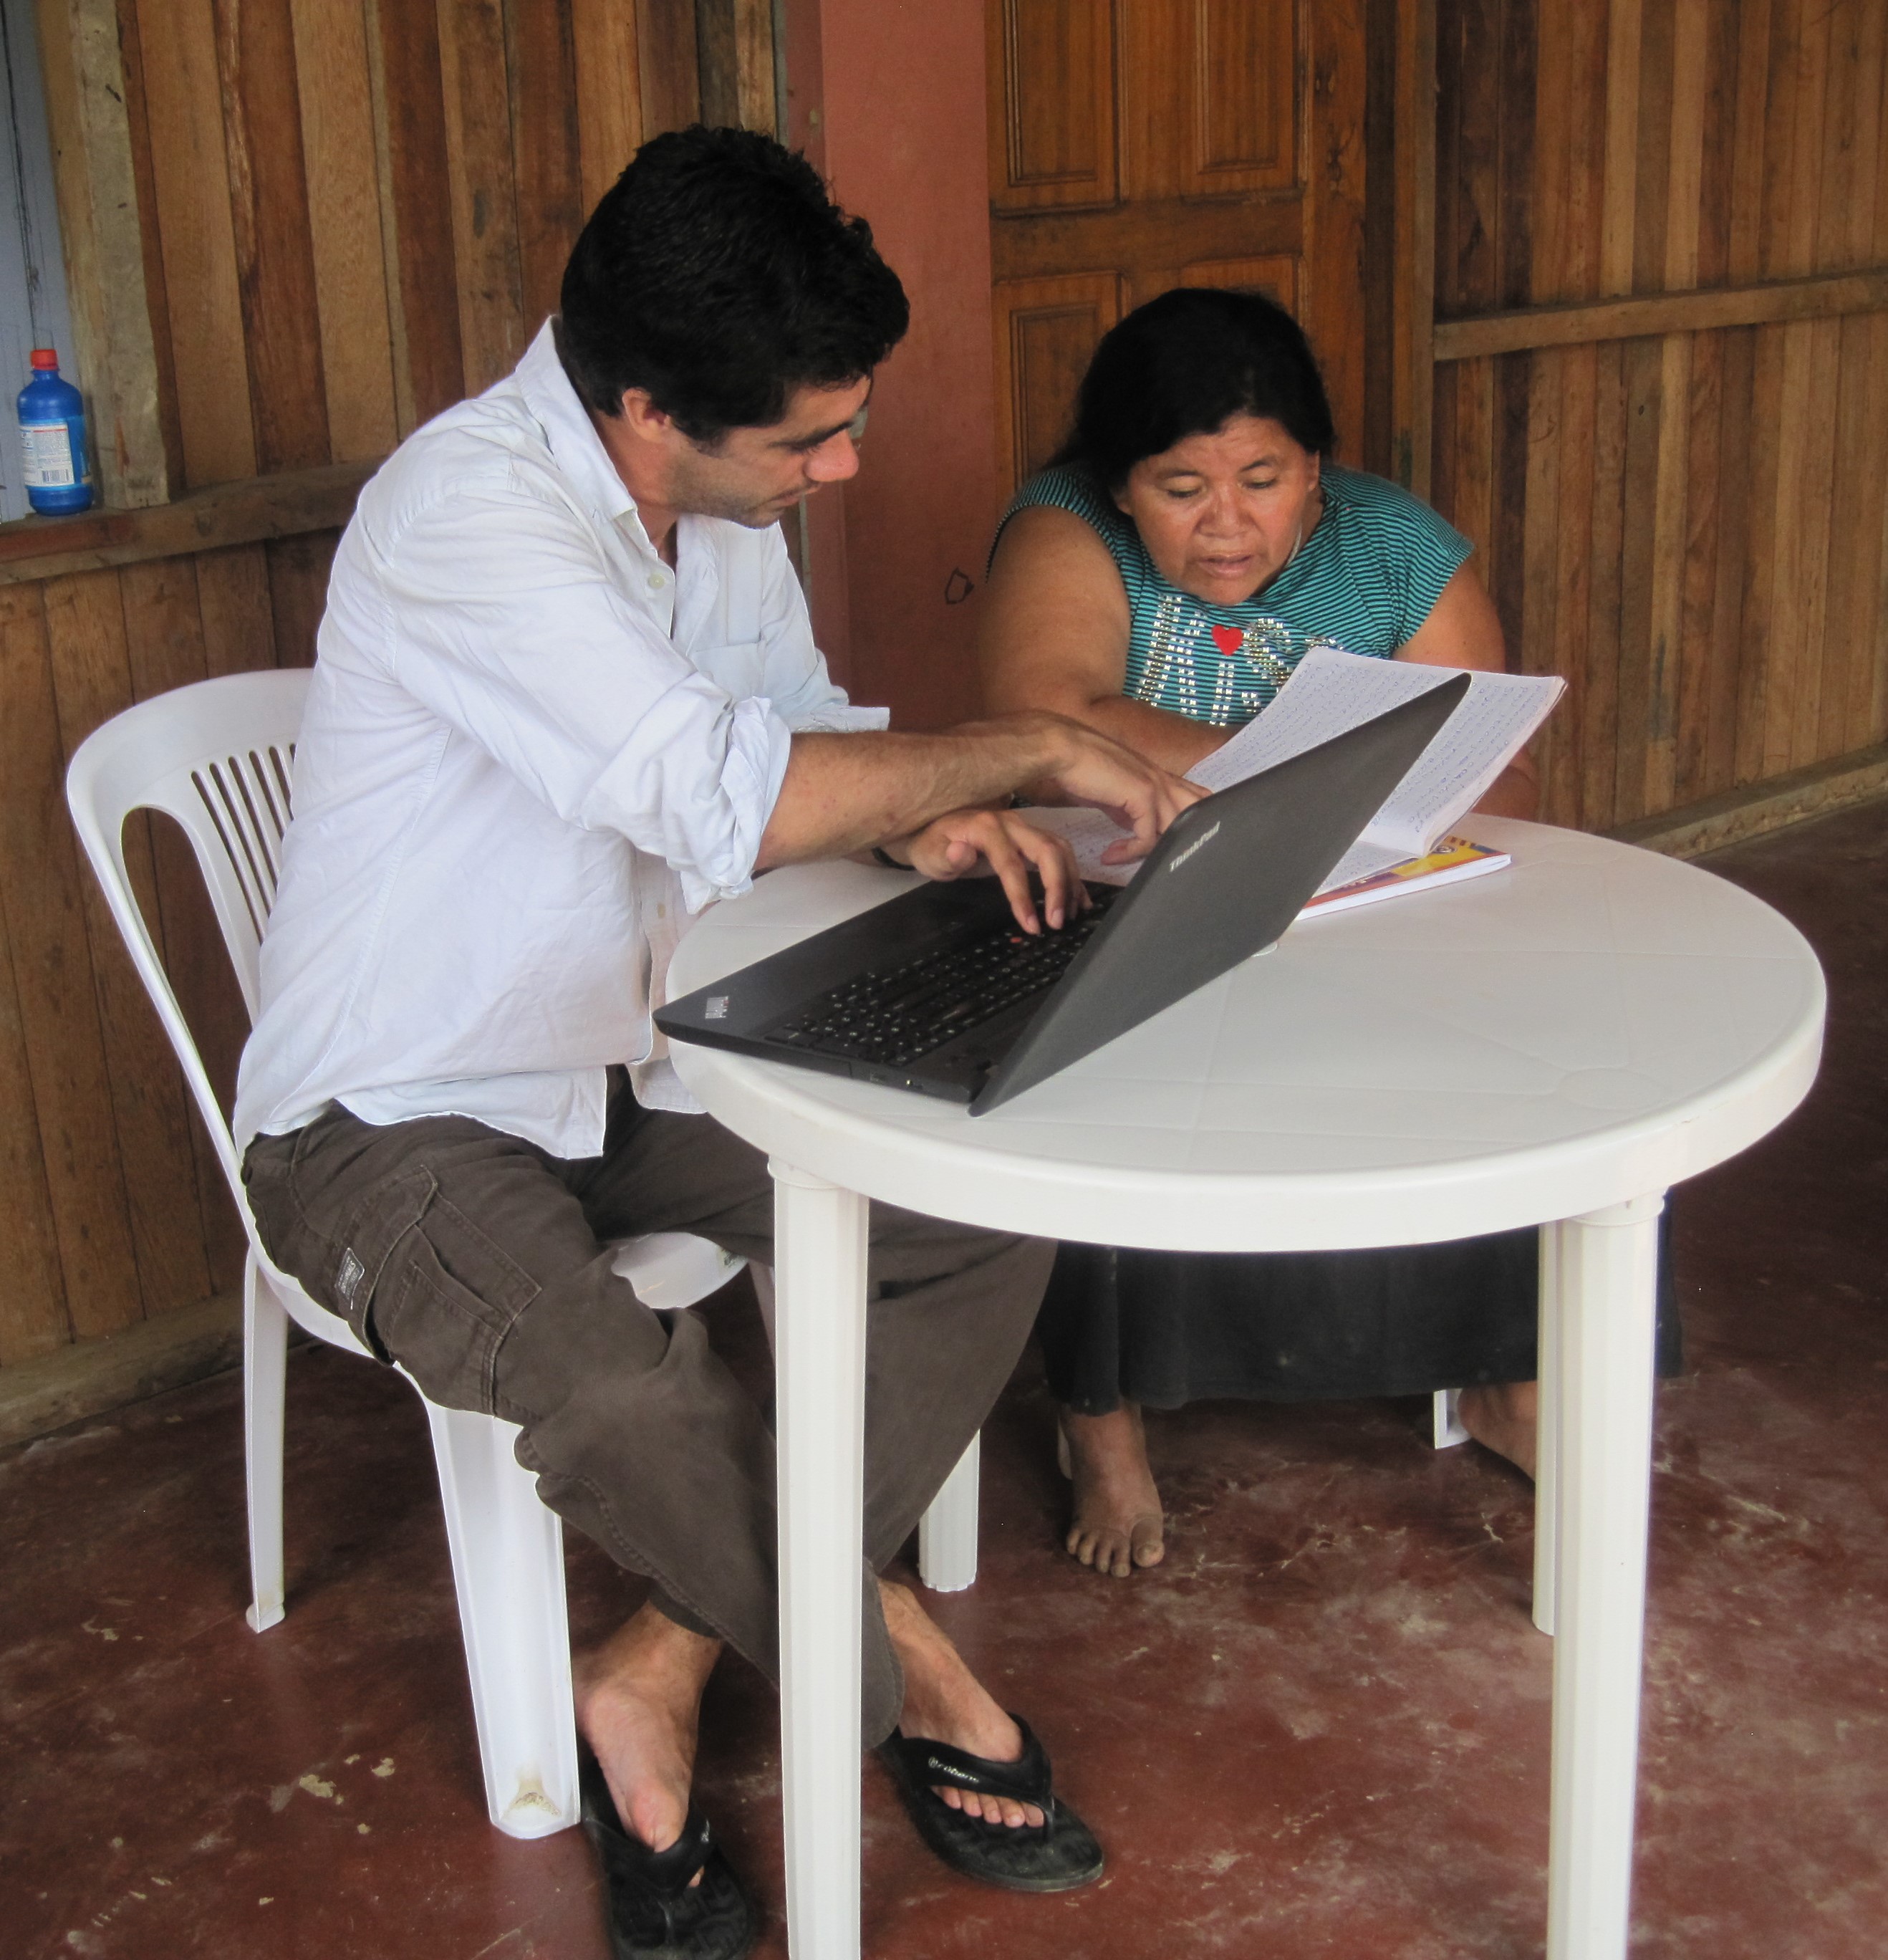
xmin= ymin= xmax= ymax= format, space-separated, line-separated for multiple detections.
xmin=233 ymin=322 xmax=883 ymax=1158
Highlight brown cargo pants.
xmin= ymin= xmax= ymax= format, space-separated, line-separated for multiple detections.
xmin=242 ymin=1079 xmax=1053 ymax=1744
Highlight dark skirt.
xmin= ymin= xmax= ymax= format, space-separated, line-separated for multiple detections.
xmin=1037 ymin=1223 xmax=1682 ymax=1415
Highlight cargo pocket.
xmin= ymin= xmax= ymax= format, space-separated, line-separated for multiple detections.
xmin=365 ymin=1191 xmax=541 ymax=1416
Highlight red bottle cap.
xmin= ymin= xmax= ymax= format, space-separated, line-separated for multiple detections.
xmin=30 ymin=348 xmax=59 ymax=370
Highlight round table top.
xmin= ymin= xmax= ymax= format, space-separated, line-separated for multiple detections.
xmin=665 ymin=819 xmax=1825 ymax=1251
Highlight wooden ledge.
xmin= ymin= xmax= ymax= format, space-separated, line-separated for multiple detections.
xmin=0 ymin=456 xmax=382 ymax=586
xmin=1611 ymin=741 xmax=1888 ymax=860
xmin=1434 ymin=267 xmax=1888 ymax=363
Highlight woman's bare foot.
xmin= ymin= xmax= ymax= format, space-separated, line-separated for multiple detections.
xmin=1060 ymin=1403 xmax=1164 ymax=1576
xmin=880 ymin=1577 xmax=1044 ymax=1830
xmin=573 ymin=1600 xmax=723 ymax=1872
xmin=1456 ymin=1380 xmax=1539 ymax=1479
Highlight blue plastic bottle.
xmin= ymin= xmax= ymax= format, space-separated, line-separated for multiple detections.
xmin=16 ymin=347 xmax=94 ymax=516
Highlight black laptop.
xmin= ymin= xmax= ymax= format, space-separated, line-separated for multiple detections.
xmin=656 ymin=676 xmax=1471 ymax=1117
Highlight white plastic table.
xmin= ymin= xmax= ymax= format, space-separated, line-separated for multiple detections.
xmin=665 ymin=816 xmax=1824 ymax=1960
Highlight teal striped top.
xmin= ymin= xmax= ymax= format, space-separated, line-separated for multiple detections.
xmin=999 ymin=461 xmax=1472 ymax=728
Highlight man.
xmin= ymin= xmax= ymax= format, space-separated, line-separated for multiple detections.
xmin=235 ymin=127 xmax=1198 ymax=1959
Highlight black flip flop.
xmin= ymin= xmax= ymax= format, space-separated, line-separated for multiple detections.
xmin=876 ymin=1716 xmax=1104 ymax=1893
xmin=578 ymin=1745 xmax=757 ymax=1960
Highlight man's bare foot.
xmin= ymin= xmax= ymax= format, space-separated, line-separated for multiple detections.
xmin=573 ymin=1600 xmax=723 ymax=1873
xmin=1061 ymin=1403 xmax=1164 ymax=1576
xmin=1456 ymin=1380 xmax=1539 ymax=1479
xmin=880 ymin=1578 xmax=1044 ymax=1830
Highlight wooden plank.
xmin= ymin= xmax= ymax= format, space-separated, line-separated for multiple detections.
xmin=1428 ymin=357 xmax=1458 ymax=534
xmin=211 ymin=0 xmax=331 ymax=473
xmin=1612 ymin=335 xmax=1662 ymax=822
xmin=636 ymin=0 xmax=700 ymax=138
xmin=110 ymin=0 xmax=189 ymax=494
xmin=194 ymin=543 xmax=281 ymax=676
xmin=1598 ymin=0 xmax=1642 ymax=299
xmin=264 ymin=532 xmax=338 ymax=671
xmin=289 ymin=0 xmax=400 ymax=463
xmin=732 ymin=0 xmax=777 ymax=136
xmin=571 ymin=0 xmax=645 ymax=210
xmin=370 ymin=0 xmax=466 ymax=425
xmin=1554 ymin=342 xmax=1601 ymax=823
xmin=0 ymin=584 xmax=144 ymax=1341
xmin=507 ymin=0 xmax=586 ymax=332
xmin=1305 ymin=0 xmax=1368 ymax=463
xmin=1733 ymin=321 xmax=1786 ymax=783
xmin=1388 ymin=0 xmax=1436 ymax=494
xmin=1432 ymin=267 xmax=1888 ymax=361
xmin=1705 ymin=325 xmax=1755 ymax=794
xmin=1816 ymin=0 xmax=1886 ymax=758
xmin=1450 ymin=355 xmax=1496 ymax=572
xmin=437 ymin=0 xmax=528 ymax=395
xmin=1785 ymin=314 xmax=1842 ymax=771
xmin=988 ymin=194 xmax=1303 ymax=287
xmin=32 ymin=0 xmax=172 ymax=506
xmin=44 ymin=569 xmax=216 ymax=1319
xmin=1520 ymin=348 xmax=1568 ymax=816
xmin=129 ymin=0 xmax=258 ymax=487
xmin=0 ymin=460 xmax=375 ymax=587
xmin=1673 ymin=324 xmax=1722 ymax=805
xmin=1627 ymin=0 xmax=1673 ymax=298
xmin=1583 ymin=339 xmax=1628 ymax=827
xmin=1643 ymin=0 xmax=1708 ymax=813
xmin=0 ymin=872 xmax=72 ymax=1365
xmin=1725 ymin=0 xmax=1773 ymax=284
xmin=1491 ymin=349 xmax=1531 ymax=664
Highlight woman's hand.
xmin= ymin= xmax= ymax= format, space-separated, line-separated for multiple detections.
xmin=886 ymin=807 xmax=1091 ymax=936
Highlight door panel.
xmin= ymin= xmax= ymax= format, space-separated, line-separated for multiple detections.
xmin=987 ymin=0 xmax=1118 ymax=213
xmin=988 ymin=0 xmax=1367 ymax=500
xmin=993 ymin=271 xmax=1124 ymax=489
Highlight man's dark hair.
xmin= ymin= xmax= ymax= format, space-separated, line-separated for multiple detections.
xmin=558 ymin=125 xmax=909 ymax=443
xmin=1054 ymin=287 xmax=1335 ymax=489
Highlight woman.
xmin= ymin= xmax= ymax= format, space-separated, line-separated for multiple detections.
xmin=981 ymin=287 xmax=1675 ymax=1578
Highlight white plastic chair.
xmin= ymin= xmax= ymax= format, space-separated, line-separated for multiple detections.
xmin=64 ymin=668 xmax=745 ymax=1839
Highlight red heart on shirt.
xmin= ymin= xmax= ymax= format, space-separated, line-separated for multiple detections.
xmin=1210 ymin=623 xmax=1243 ymax=658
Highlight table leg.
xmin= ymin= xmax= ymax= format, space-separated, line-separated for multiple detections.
xmin=771 ymin=1159 xmax=871 ymax=1960
xmin=1533 ymin=1220 xmax=1562 ymax=1637
xmin=1547 ymin=1192 xmax=1665 ymax=1960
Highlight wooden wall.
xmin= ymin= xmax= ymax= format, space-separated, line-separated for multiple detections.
xmin=111 ymin=0 xmax=703 ymax=497
xmin=1430 ymin=0 xmax=1888 ymax=831
xmin=0 ymin=0 xmax=764 ymax=1370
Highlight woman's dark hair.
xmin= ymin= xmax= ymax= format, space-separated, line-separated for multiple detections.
xmin=1054 ymin=287 xmax=1334 ymax=489
xmin=558 ymin=126 xmax=909 ymax=443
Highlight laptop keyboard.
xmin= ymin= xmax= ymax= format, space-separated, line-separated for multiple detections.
xmin=763 ymin=898 xmax=1113 ymax=1069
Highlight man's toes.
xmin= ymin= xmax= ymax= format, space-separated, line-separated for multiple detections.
xmin=1130 ymin=1519 xmax=1165 ymax=1567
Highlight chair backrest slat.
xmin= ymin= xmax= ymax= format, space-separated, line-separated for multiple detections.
xmin=66 ymin=669 xmax=313 ymax=1212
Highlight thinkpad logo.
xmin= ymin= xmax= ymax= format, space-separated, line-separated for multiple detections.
xmin=1167 ymin=819 xmax=1221 ymax=872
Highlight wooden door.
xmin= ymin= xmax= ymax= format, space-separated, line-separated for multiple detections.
xmin=987 ymin=0 xmax=1370 ymax=501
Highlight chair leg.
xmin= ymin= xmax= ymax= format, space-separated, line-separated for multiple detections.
xmin=917 ymin=1434 xmax=981 ymax=1592
xmin=243 ymin=1252 xmax=288 ymax=1634
xmin=420 ymin=1398 xmax=579 ymax=1838
xmin=1533 ymin=1220 xmax=1563 ymax=1637
xmin=1432 ymin=1388 xmax=1470 ymax=1448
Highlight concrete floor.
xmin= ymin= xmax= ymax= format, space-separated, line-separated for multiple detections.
xmin=6 ymin=802 xmax=1886 ymax=1959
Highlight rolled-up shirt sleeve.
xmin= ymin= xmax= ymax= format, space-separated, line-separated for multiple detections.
xmin=375 ymin=466 xmax=793 ymax=905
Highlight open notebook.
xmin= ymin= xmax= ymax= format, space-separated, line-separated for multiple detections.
xmin=1019 ymin=646 xmax=1564 ymax=906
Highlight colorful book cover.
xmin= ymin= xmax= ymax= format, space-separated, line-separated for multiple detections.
xmin=1299 ymin=836 xmax=1510 ymax=917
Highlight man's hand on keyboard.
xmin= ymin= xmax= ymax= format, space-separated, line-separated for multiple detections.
xmin=894 ymin=807 xmax=1089 ymax=936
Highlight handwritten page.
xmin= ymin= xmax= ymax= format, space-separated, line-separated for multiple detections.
xmin=1018 ymin=647 xmax=1563 ymax=894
